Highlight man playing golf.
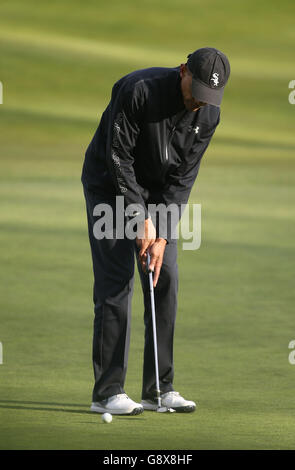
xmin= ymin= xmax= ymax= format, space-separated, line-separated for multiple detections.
xmin=81 ymin=47 xmax=230 ymax=415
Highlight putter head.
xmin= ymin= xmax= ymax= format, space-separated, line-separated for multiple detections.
xmin=156 ymin=406 xmax=176 ymax=413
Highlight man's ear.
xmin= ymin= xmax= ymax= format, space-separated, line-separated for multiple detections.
xmin=180 ymin=63 xmax=187 ymax=78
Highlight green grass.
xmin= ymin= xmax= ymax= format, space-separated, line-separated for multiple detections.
xmin=0 ymin=0 xmax=295 ymax=450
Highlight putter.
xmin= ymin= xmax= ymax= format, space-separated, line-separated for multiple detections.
xmin=147 ymin=252 xmax=175 ymax=413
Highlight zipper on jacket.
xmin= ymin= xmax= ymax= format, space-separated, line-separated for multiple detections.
xmin=165 ymin=125 xmax=176 ymax=161
xmin=165 ymin=111 xmax=187 ymax=163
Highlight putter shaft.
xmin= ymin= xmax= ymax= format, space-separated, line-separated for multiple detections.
xmin=147 ymin=253 xmax=162 ymax=410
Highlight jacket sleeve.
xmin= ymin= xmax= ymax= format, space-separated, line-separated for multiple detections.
xmin=105 ymin=80 xmax=149 ymax=219
xmin=159 ymin=112 xmax=220 ymax=241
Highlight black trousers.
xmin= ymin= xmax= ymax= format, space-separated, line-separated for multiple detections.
xmin=83 ymin=186 xmax=178 ymax=401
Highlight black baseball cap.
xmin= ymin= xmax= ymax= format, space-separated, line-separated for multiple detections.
xmin=187 ymin=47 xmax=230 ymax=106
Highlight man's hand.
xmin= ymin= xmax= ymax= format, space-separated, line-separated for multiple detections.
xmin=136 ymin=218 xmax=167 ymax=286
xmin=136 ymin=218 xmax=156 ymax=253
xmin=148 ymin=238 xmax=167 ymax=287
xmin=136 ymin=217 xmax=156 ymax=270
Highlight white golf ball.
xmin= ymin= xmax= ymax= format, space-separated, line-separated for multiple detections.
xmin=102 ymin=412 xmax=112 ymax=423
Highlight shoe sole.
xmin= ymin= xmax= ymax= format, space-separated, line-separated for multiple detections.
xmin=90 ymin=404 xmax=144 ymax=416
xmin=142 ymin=402 xmax=196 ymax=413
xmin=173 ymin=405 xmax=196 ymax=413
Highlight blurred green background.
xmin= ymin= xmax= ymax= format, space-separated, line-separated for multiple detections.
xmin=0 ymin=0 xmax=295 ymax=450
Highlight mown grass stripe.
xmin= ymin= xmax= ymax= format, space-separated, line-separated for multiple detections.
xmin=0 ymin=26 xmax=294 ymax=79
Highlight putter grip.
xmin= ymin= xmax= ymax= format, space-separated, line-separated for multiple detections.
xmin=147 ymin=252 xmax=152 ymax=273
xmin=147 ymin=252 xmax=154 ymax=274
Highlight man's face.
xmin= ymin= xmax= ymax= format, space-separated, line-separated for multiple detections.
xmin=180 ymin=64 xmax=207 ymax=112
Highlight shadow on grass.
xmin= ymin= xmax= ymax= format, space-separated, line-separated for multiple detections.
xmin=0 ymin=400 xmax=144 ymax=419
xmin=0 ymin=399 xmax=91 ymax=415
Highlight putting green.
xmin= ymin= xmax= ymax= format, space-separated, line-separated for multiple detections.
xmin=0 ymin=0 xmax=295 ymax=450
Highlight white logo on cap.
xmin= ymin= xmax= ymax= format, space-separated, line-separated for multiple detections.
xmin=211 ymin=72 xmax=219 ymax=86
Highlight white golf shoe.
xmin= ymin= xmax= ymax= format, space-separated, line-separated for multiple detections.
xmin=91 ymin=393 xmax=144 ymax=415
xmin=141 ymin=391 xmax=196 ymax=413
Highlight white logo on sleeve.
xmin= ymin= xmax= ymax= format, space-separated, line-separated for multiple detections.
xmin=188 ymin=125 xmax=200 ymax=134
xmin=211 ymin=72 xmax=219 ymax=86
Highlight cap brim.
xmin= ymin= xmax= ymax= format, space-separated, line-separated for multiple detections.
xmin=191 ymin=77 xmax=224 ymax=107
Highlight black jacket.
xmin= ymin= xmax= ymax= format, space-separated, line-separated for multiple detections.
xmin=81 ymin=66 xmax=220 ymax=234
